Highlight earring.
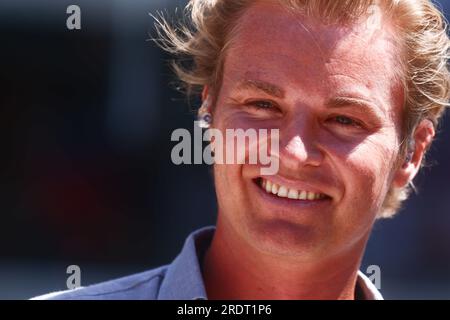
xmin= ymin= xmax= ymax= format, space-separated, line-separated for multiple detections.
xmin=197 ymin=98 xmax=212 ymax=128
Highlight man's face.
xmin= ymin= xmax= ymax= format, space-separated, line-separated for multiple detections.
xmin=212 ymin=2 xmax=404 ymax=260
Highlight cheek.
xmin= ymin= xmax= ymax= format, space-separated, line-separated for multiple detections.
xmin=337 ymin=136 xmax=398 ymax=207
xmin=213 ymin=163 xmax=242 ymax=212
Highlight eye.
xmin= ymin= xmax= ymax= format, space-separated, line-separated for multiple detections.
xmin=331 ymin=115 xmax=362 ymax=128
xmin=245 ymin=100 xmax=276 ymax=110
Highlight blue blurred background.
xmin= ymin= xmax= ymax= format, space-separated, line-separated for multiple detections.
xmin=0 ymin=0 xmax=449 ymax=299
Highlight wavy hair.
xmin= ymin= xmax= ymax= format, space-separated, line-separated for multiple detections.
xmin=153 ymin=0 xmax=450 ymax=217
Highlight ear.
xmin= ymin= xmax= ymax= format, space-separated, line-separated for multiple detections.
xmin=392 ymin=119 xmax=435 ymax=188
xmin=202 ymin=86 xmax=209 ymax=103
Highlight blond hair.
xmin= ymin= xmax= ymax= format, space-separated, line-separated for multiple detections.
xmin=153 ymin=0 xmax=450 ymax=218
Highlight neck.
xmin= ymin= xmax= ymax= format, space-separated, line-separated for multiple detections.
xmin=202 ymin=217 xmax=367 ymax=300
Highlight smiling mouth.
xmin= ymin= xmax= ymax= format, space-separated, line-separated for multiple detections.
xmin=255 ymin=177 xmax=331 ymax=201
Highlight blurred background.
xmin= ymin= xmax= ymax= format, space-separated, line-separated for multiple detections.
xmin=0 ymin=0 xmax=449 ymax=299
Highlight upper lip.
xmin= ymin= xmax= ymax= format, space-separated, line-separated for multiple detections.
xmin=258 ymin=174 xmax=333 ymax=198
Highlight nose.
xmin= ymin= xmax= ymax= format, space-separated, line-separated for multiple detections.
xmin=278 ymin=117 xmax=324 ymax=170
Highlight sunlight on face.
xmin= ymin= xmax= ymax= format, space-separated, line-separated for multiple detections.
xmin=212 ymin=1 xmax=404 ymax=261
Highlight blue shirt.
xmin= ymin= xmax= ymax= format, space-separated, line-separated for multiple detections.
xmin=33 ymin=226 xmax=383 ymax=300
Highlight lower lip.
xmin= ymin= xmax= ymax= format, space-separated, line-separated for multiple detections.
xmin=251 ymin=179 xmax=333 ymax=211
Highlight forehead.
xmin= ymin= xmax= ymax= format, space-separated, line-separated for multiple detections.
xmin=224 ymin=1 xmax=403 ymax=107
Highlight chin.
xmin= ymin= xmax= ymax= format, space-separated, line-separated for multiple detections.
xmin=245 ymin=218 xmax=331 ymax=259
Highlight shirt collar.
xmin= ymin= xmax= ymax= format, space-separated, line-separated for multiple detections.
xmin=157 ymin=226 xmax=213 ymax=300
xmin=157 ymin=226 xmax=383 ymax=300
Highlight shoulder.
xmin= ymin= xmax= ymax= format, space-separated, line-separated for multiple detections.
xmin=31 ymin=265 xmax=168 ymax=300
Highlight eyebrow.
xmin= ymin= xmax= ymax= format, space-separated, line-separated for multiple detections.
xmin=235 ymin=79 xmax=285 ymax=98
xmin=325 ymin=96 xmax=386 ymax=118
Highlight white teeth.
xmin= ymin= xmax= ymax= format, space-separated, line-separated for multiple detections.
xmin=287 ymin=189 xmax=298 ymax=199
xmin=277 ymin=186 xmax=288 ymax=197
xmin=271 ymin=183 xmax=279 ymax=194
xmin=265 ymin=180 xmax=272 ymax=193
xmin=260 ymin=178 xmax=327 ymax=201
xmin=299 ymin=190 xmax=307 ymax=200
